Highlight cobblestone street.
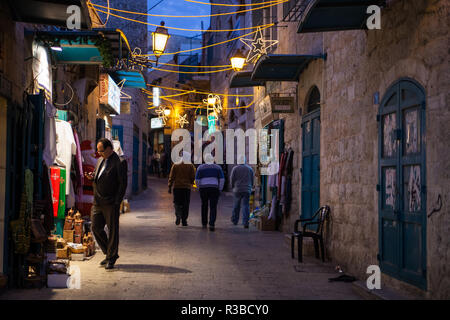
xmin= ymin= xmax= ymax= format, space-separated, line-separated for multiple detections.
xmin=1 ymin=177 xmax=360 ymax=300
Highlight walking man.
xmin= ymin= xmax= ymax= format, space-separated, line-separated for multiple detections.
xmin=195 ymin=159 xmax=225 ymax=231
xmin=230 ymin=157 xmax=254 ymax=228
xmin=168 ymin=152 xmax=196 ymax=226
xmin=85 ymin=138 xmax=127 ymax=270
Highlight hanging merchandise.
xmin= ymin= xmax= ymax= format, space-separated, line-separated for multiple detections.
xmin=58 ymin=167 xmax=67 ymax=220
xmin=72 ymin=128 xmax=84 ymax=207
xmin=55 ymin=119 xmax=76 ymax=197
xmin=50 ymin=167 xmax=61 ymax=218
xmin=43 ymin=101 xmax=57 ymax=167
xmin=10 ymin=169 xmax=34 ymax=255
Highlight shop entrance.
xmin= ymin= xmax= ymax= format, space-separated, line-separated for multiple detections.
xmin=378 ymin=79 xmax=427 ymax=290
xmin=300 ymin=86 xmax=321 ymax=222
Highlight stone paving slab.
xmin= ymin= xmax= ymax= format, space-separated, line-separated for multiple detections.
xmin=0 ymin=176 xmax=361 ymax=300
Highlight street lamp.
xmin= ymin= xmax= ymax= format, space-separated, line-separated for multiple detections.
xmin=152 ymin=21 xmax=170 ymax=58
xmin=230 ymin=49 xmax=246 ymax=72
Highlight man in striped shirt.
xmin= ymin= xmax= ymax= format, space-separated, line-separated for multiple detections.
xmin=195 ymin=162 xmax=225 ymax=231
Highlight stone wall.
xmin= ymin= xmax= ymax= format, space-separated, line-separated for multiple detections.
xmin=253 ymin=0 xmax=449 ymax=298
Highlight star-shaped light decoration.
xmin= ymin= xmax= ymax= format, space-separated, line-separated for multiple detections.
xmin=239 ymin=27 xmax=279 ymax=64
xmin=175 ymin=113 xmax=189 ymax=128
xmin=155 ymin=106 xmax=168 ymax=125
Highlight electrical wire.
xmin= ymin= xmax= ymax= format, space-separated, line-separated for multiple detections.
xmin=184 ymin=0 xmax=286 ymax=6
xmin=152 ymin=66 xmax=233 ymax=74
xmin=158 ymin=61 xmax=236 ymax=68
xmin=90 ymin=6 xmax=273 ymax=33
xmin=89 ymin=0 xmax=286 ymax=18
xmin=146 ymin=83 xmax=254 ymax=97
xmin=138 ymin=24 xmax=272 ymax=57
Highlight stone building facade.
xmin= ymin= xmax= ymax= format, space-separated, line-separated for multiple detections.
xmin=95 ymin=0 xmax=151 ymax=197
xmin=250 ymin=0 xmax=449 ymax=298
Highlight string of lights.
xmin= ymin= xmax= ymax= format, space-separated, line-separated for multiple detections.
xmin=90 ymin=6 xmax=273 ymax=33
xmin=146 ymin=83 xmax=254 ymax=97
xmin=184 ymin=0 xmax=287 ymax=7
xmin=89 ymin=0 xmax=285 ymax=18
xmin=136 ymin=25 xmax=272 ymax=57
xmin=152 ymin=66 xmax=233 ymax=74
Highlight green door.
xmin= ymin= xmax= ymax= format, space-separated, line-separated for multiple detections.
xmin=378 ymin=79 xmax=427 ymax=290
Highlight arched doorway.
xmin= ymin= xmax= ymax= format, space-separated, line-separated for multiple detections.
xmin=301 ymin=86 xmax=321 ymax=221
xmin=378 ymin=78 xmax=427 ymax=289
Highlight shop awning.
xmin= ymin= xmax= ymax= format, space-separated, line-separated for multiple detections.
xmin=7 ymin=0 xmax=92 ymax=29
xmin=251 ymin=54 xmax=325 ymax=82
xmin=32 ymin=29 xmax=131 ymax=66
xmin=112 ymin=70 xmax=146 ymax=89
xmin=298 ymin=0 xmax=384 ymax=33
xmin=229 ymin=72 xmax=265 ymax=88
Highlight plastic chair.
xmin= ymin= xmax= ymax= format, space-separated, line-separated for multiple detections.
xmin=291 ymin=205 xmax=330 ymax=262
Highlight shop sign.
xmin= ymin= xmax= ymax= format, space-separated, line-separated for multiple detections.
xmin=153 ymin=87 xmax=160 ymax=107
xmin=151 ymin=117 xmax=164 ymax=129
xmin=99 ymin=74 xmax=120 ymax=115
xmin=32 ymin=42 xmax=52 ymax=100
xmin=271 ymin=96 xmax=295 ymax=113
xmin=258 ymin=95 xmax=278 ymax=128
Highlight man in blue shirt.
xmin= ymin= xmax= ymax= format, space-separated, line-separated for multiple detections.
xmin=195 ymin=161 xmax=225 ymax=231
xmin=230 ymin=157 xmax=254 ymax=228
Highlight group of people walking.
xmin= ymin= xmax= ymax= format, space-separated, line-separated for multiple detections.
xmin=87 ymin=138 xmax=255 ymax=271
xmin=168 ymin=153 xmax=254 ymax=232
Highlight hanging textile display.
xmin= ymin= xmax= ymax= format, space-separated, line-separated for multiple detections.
xmin=55 ymin=119 xmax=76 ymax=196
xmin=50 ymin=166 xmax=61 ymax=218
xmin=50 ymin=166 xmax=66 ymax=219
xmin=72 ymin=128 xmax=84 ymax=206
xmin=58 ymin=167 xmax=66 ymax=220
xmin=10 ymin=169 xmax=34 ymax=254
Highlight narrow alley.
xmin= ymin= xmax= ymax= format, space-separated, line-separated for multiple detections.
xmin=2 ymin=176 xmax=360 ymax=300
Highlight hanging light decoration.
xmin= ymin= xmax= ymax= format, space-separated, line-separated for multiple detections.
xmin=239 ymin=27 xmax=278 ymax=64
xmin=230 ymin=49 xmax=246 ymax=71
xmin=152 ymin=21 xmax=170 ymax=59
xmin=176 ymin=113 xmax=189 ymax=128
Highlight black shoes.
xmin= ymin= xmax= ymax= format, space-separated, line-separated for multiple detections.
xmin=202 ymin=225 xmax=207 ymax=229
xmin=104 ymin=256 xmax=119 ymax=270
xmin=100 ymin=259 xmax=108 ymax=266
xmin=244 ymin=225 xmax=249 ymax=229
xmin=209 ymin=226 xmax=215 ymax=231
xmin=182 ymin=221 xmax=188 ymax=226
xmin=175 ymin=217 xmax=181 ymax=225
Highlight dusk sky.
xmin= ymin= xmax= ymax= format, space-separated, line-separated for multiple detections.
xmin=146 ymin=0 xmax=211 ymax=38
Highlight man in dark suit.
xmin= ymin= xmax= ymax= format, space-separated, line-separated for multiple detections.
xmin=85 ymin=138 xmax=127 ymax=270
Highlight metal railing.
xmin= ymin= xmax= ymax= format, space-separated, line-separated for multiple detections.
xmin=282 ymin=0 xmax=313 ymax=22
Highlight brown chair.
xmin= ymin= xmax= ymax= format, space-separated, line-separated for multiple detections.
xmin=291 ymin=205 xmax=330 ymax=262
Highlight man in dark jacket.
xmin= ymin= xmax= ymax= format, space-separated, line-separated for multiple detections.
xmin=85 ymin=138 xmax=127 ymax=270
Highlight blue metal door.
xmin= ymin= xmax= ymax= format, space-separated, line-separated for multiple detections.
xmin=132 ymin=135 xmax=139 ymax=194
xmin=301 ymin=110 xmax=320 ymax=221
xmin=112 ymin=125 xmax=124 ymax=148
xmin=378 ymin=79 xmax=426 ymax=290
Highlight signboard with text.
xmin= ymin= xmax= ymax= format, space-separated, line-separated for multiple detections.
xmin=99 ymin=74 xmax=121 ymax=115
xmin=270 ymin=96 xmax=295 ymax=113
